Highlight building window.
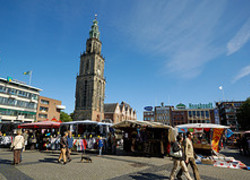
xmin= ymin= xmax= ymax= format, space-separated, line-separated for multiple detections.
xmin=189 ymin=111 xmax=192 ymax=118
xmin=8 ymin=88 xmax=16 ymax=95
xmin=0 ymin=85 xmax=7 ymax=93
xmin=41 ymin=99 xmax=49 ymax=105
xmin=40 ymin=106 xmax=48 ymax=112
xmin=39 ymin=114 xmax=47 ymax=119
xmin=205 ymin=111 xmax=209 ymax=118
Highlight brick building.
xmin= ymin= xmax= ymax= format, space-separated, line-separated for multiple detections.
xmin=36 ymin=96 xmax=65 ymax=122
xmin=104 ymin=102 xmax=137 ymax=123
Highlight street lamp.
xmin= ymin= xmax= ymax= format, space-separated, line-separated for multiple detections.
xmin=219 ymin=86 xmax=225 ymax=101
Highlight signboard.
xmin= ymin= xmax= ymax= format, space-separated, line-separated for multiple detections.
xmin=189 ymin=103 xmax=213 ymax=109
xmin=176 ymin=103 xmax=186 ymax=109
xmin=7 ymin=76 xmax=26 ymax=85
xmin=144 ymin=106 xmax=153 ymax=111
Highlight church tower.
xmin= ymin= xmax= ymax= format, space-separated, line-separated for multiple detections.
xmin=74 ymin=16 xmax=106 ymax=121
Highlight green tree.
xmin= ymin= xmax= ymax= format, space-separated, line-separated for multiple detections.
xmin=237 ymin=97 xmax=250 ymax=130
xmin=60 ymin=111 xmax=73 ymax=122
xmin=70 ymin=112 xmax=75 ymax=121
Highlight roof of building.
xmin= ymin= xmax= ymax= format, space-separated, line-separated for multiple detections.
xmin=0 ymin=77 xmax=42 ymax=92
xmin=104 ymin=103 xmax=118 ymax=113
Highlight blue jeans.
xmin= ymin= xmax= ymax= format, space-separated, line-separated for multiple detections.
xmin=99 ymin=147 xmax=102 ymax=155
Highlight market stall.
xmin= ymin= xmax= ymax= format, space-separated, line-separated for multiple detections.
xmin=176 ymin=123 xmax=229 ymax=154
xmin=18 ymin=121 xmax=61 ymax=150
xmin=112 ymin=120 xmax=175 ymax=156
xmin=60 ymin=120 xmax=113 ymax=152
xmin=176 ymin=123 xmax=249 ymax=170
xmin=0 ymin=122 xmax=21 ymax=147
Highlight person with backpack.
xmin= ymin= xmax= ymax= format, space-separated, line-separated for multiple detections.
xmin=170 ymin=135 xmax=193 ymax=180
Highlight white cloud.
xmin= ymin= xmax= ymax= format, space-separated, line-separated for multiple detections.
xmin=227 ymin=17 xmax=250 ymax=55
xmin=232 ymin=65 xmax=250 ymax=83
xmin=111 ymin=0 xmax=228 ymax=78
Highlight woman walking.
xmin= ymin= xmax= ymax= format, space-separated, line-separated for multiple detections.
xmin=170 ymin=135 xmax=193 ymax=180
xmin=11 ymin=130 xmax=24 ymax=165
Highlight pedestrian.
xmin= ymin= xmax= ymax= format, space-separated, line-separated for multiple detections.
xmin=170 ymin=135 xmax=193 ymax=180
xmin=67 ymin=131 xmax=73 ymax=162
xmin=23 ymin=130 xmax=29 ymax=152
xmin=11 ymin=130 xmax=24 ymax=165
xmin=97 ymin=136 xmax=104 ymax=156
xmin=177 ymin=132 xmax=200 ymax=180
xmin=58 ymin=131 xmax=68 ymax=164
xmin=242 ymin=135 xmax=249 ymax=156
xmin=111 ymin=134 xmax=117 ymax=155
xmin=29 ymin=131 xmax=37 ymax=150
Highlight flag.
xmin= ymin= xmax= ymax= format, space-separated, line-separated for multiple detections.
xmin=7 ymin=76 xmax=12 ymax=82
xmin=219 ymin=86 xmax=223 ymax=90
xmin=23 ymin=71 xmax=31 ymax=75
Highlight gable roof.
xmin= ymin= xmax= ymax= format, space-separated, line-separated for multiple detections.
xmin=104 ymin=103 xmax=119 ymax=113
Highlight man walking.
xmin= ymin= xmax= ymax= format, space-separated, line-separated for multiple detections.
xmin=58 ymin=131 xmax=68 ymax=165
xmin=177 ymin=132 xmax=200 ymax=180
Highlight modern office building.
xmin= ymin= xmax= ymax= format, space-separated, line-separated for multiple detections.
xmin=0 ymin=77 xmax=41 ymax=123
xmin=216 ymin=101 xmax=243 ymax=130
xmin=36 ymin=96 xmax=66 ymax=122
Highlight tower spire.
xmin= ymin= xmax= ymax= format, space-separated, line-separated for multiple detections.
xmin=89 ymin=15 xmax=100 ymax=40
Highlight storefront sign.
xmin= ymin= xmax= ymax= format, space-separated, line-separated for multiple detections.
xmin=7 ymin=76 xmax=26 ymax=85
xmin=189 ymin=103 xmax=213 ymax=109
xmin=176 ymin=103 xmax=186 ymax=109
xmin=211 ymin=128 xmax=224 ymax=152
xmin=144 ymin=106 xmax=153 ymax=111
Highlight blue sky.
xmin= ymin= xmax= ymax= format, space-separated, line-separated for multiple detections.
xmin=0 ymin=0 xmax=249 ymax=120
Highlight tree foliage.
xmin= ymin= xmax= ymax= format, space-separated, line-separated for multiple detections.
xmin=60 ymin=111 xmax=73 ymax=122
xmin=237 ymin=97 xmax=250 ymax=130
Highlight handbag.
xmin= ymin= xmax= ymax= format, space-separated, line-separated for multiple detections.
xmin=170 ymin=146 xmax=183 ymax=158
xmin=10 ymin=144 xmax=15 ymax=151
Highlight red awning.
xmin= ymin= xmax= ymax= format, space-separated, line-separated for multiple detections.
xmin=18 ymin=121 xmax=61 ymax=129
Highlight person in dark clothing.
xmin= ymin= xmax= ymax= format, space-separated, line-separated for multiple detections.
xmin=58 ymin=131 xmax=68 ymax=164
xmin=170 ymin=135 xmax=193 ymax=180
xmin=66 ymin=131 xmax=73 ymax=162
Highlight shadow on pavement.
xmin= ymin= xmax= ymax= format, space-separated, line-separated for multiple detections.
xmin=0 ymin=159 xmax=12 ymax=165
xmin=38 ymin=158 xmax=58 ymax=164
xmin=130 ymin=172 xmax=169 ymax=180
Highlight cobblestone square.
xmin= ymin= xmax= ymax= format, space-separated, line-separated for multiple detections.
xmin=1 ymin=148 xmax=250 ymax=180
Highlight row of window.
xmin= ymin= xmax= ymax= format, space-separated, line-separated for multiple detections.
xmin=156 ymin=115 xmax=170 ymax=120
xmin=0 ymin=109 xmax=35 ymax=119
xmin=188 ymin=111 xmax=209 ymax=118
xmin=144 ymin=117 xmax=154 ymax=121
xmin=144 ymin=112 xmax=154 ymax=116
xmin=189 ymin=120 xmax=210 ymax=123
xmin=0 ymin=96 xmax=37 ymax=109
xmin=0 ymin=85 xmax=38 ymax=100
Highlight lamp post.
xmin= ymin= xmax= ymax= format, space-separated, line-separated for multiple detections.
xmin=219 ymin=86 xmax=225 ymax=101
